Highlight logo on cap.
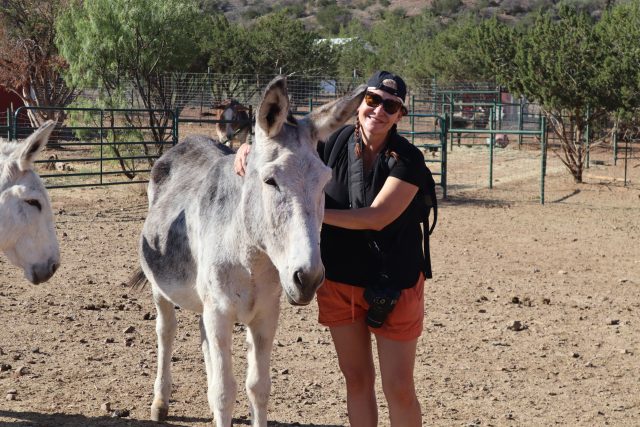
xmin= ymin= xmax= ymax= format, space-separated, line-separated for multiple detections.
xmin=382 ymin=79 xmax=397 ymax=92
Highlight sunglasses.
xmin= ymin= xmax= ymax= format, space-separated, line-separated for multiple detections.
xmin=364 ymin=91 xmax=404 ymax=115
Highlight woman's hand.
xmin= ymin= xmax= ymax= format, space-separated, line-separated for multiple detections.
xmin=234 ymin=142 xmax=251 ymax=176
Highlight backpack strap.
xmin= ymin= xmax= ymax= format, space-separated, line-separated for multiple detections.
xmin=422 ymin=168 xmax=437 ymax=279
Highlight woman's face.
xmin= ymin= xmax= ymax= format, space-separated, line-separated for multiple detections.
xmin=357 ymin=88 xmax=404 ymax=141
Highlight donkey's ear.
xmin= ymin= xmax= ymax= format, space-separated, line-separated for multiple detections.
xmin=15 ymin=120 xmax=56 ymax=171
xmin=256 ymin=76 xmax=289 ymax=138
xmin=305 ymin=84 xmax=367 ymax=143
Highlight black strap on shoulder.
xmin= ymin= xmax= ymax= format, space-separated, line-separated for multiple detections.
xmin=325 ymin=125 xmax=353 ymax=169
xmin=347 ymin=133 xmax=366 ymax=209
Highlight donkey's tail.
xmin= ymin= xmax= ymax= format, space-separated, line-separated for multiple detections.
xmin=127 ymin=267 xmax=149 ymax=290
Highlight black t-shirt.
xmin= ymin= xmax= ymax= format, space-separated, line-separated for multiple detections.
xmin=318 ymin=125 xmax=430 ymax=290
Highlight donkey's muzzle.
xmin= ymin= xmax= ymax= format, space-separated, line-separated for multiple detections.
xmin=29 ymin=258 xmax=60 ymax=284
xmin=287 ymin=268 xmax=325 ymax=306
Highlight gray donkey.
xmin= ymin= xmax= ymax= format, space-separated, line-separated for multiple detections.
xmin=0 ymin=121 xmax=60 ymax=284
xmin=130 ymin=76 xmax=365 ymax=426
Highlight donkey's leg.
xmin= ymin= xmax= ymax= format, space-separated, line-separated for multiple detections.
xmin=202 ymin=305 xmax=236 ymax=427
xmin=150 ymin=290 xmax=178 ymax=422
xmin=246 ymin=309 xmax=279 ymax=427
xmin=199 ymin=317 xmax=212 ymax=382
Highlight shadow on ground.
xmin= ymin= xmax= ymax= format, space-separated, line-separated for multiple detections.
xmin=440 ymin=194 xmax=513 ymax=208
xmin=0 ymin=411 xmax=344 ymax=427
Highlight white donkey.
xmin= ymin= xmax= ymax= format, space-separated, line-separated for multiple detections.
xmin=0 ymin=121 xmax=60 ymax=284
xmin=130 ymin=76 xmax=365 ymax=426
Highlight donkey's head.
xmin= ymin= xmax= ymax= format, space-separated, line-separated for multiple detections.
xmin=0 ymin=121 xmax=60 ymax=284
xmin=214 ymin=99 xmax=250 ymax=144
xmin=244 ymin=77 xmax=365 ymax=305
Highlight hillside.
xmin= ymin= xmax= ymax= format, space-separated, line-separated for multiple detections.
xmin=214 ymin=0 xmax=611 ymax=31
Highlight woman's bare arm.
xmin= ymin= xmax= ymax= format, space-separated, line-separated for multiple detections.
xmin=323 ymin=177 xmax=418 ymax=231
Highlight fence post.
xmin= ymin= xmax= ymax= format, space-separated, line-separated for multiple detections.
xmin=440 ymin=115 xmax=447 ymax=199
xmin=432 ymin=77 xmax=437 ymax=134
xmin=585 ymin=105 xmax=590 ymax=169
xmin=613 ymin=126 xmax=618 ymax=166
xmin=100 ymin=110 xmax=104 ymax=185
xmin=5 ymin=108 xmax=10 ymax=140
xmin=410 ymin=94 xmax=415 ymax=145
xmin=449 ymin=98 xmax=454 ymax=151
xmin=12 ymin=107 xmax=20 ymax=141
xmin=518 ymin=98 xmax=524 ymax=149
xmin=540 ymin=116 xmax=547 ymax=205
xmin=489 ymin=108 xmax=494 ymax=189
xmin=174 ymin=107 xmax=179 ymax=146
xmin=624 ymin=137 xmax=629 ymax=187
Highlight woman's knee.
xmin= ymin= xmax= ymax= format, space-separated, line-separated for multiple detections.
xmin=339 ymin=363 xmax=375 ymax=393
xmin=381 ymin=375 xmax=416 ymax=405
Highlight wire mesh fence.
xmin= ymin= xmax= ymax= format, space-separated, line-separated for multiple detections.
xmin=4 ymin=74 xmax=638 ymax=198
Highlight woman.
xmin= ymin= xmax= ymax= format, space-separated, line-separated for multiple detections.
xmin=236 ymin=71 xmax=433 ymax=427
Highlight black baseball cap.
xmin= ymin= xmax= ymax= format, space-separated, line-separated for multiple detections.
xmin=366 ymin=70 xmax=407 ymax=103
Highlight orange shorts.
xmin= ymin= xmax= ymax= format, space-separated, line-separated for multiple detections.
xmin=316 ymin=274 xmax=425 ymax=341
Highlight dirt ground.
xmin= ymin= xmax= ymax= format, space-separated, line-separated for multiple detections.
xmin=1 ymin=145 xmax=639 ymax=427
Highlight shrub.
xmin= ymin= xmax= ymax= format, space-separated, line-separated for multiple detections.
xmin=430 ymin=0 xmax=463 ymax=17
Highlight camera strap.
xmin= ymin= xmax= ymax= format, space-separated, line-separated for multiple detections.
xmin=346 ymin=131 xmax=393 ymax=270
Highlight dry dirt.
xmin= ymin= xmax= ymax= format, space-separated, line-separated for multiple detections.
xmin=1 ymin=146 xmax=639 ymax=427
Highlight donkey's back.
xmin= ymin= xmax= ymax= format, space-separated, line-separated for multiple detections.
xmin=147 ymin=135 xmax=234 ymax=206
xmin=141 ymin=135 xmax=240 ymax=312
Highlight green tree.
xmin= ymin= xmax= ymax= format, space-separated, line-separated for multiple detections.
xmin=248 ymin=10 xmax=335 ymax=76
xmin=478 ymin=8 xmax=613 ymax=183
xmin=56 ymin=0 xmax=207 ymax=172
xmin=597 ymin=1 xmax=640 ymax=113
xmin=334 ymin=21 xmax=379 ymax=82
xmin=200 ymin=14 xmax=258 ymax=100
xmin=204 ymin=15 xmax=255 ymax=77
xmin=0 ymin=0 xmax=77 ymax=128
xmin=429 ymin=0 xmax=463 ymax=17
xmin=417 ymin=13 xmax=489 ymax=83
xmin=475 ymin=18 xmax=518 ymax=80
xmin=597 ymin=1 xmax=640 ymax=147
xmin=316 ymin=4 xmax=352 ymax=35
xmin=355 ymin=11 xmax=442 ymax=83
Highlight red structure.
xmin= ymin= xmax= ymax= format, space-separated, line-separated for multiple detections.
xmin=0 ymin=86 xmax=29 ymax=126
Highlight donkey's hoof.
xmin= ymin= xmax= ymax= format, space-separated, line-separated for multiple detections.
xmin=151 ymin=405 xmax=169 ymax=422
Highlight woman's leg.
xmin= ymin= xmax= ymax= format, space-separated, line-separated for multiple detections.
xmin=329 ymin=320 xmax=377 ymax=427
xmin=376 ymin=336 xmax=422 ymax=427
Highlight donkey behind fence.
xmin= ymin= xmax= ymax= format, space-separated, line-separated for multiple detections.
xmin=0 ymin=121 xmax=60 ymax=284
xmin=213 ymin=99 xmax=252 ymax=149
xmin=129 ymin=76 xmax=365 ymax=426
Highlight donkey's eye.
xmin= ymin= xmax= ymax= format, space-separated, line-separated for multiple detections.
xmin=25 ymin=199 xmax=42 ymax=211
xmin=264 ymin=177 xmax=279 ymax=189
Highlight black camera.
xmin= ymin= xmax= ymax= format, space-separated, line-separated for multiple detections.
xmin=363 ymin=273 xmax=400 ymax=328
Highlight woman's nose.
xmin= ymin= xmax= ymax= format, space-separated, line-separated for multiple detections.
xmin=372 ymin=104 xmax=386 ymax=115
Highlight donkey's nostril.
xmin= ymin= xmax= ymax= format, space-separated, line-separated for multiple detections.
xmin=50 ymin=262 xmax=59 ymax=275
xmin=294 ymin=270 xmax=304 ymax=287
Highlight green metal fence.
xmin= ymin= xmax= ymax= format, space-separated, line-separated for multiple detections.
xmin=10 ymin=93 xmax=553 ymax=203
xmin=13 ymin=106 xmax=177 ymax=189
